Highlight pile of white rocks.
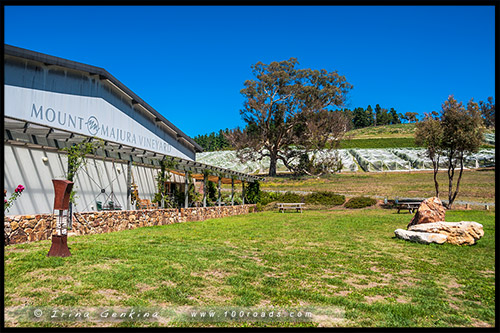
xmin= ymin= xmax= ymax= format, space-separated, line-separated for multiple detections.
xmin=394 ymin=197 xmax=484 ymax=245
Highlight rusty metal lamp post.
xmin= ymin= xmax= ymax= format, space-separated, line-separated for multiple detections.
xmin=47 ymin=179 xmax=74 ymax=257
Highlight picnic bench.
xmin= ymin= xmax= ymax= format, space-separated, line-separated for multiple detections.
xmin=395 ymin=200 xmax=422 ymax=213
xmin=278 ymin=202 xmax=304 ymax=213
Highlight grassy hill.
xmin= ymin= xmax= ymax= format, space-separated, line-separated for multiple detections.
xmin=347 ymin=123 xmax=417 ymax=139
xmin=340 ymin=124 xmax=418 ymax=149
xmin=340 ymin=123 xmax=493 ymax=149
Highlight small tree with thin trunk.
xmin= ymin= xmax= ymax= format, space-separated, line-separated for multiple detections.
xmin=416 ymin=95 xmax=484 ymax=209
xmin=415 ymin=111 xmax=443 ymax=198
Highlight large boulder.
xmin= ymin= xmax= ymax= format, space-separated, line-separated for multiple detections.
xmin=408 ymin=221 xmax=484 ymax=245
xmin=394 ymin=229 xmax=448 ymax=244
xmin=407 ymin=197 xmax=446 ymax=229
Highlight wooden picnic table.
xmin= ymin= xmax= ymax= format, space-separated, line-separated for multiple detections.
xmin=395 ymin=201 xmax=422 ymax=213
xmin=278 ymin=202 xmax=305 ymax=213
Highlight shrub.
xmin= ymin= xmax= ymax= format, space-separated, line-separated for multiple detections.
xmin=345 ymin=196 xmax=377 ymax=209
xmin=305 ymin=192 xmax=345 ymax=206
xmin=245 ymin=181 xmax=261 ymax=204
xmin=280 ymin=192 xmax=304 ymax=203
xmin=260 ymin=191 xmax=283 ymax=205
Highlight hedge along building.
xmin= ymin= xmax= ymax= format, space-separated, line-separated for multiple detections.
xmin=4 ymin=44 xmax=260 ymax=216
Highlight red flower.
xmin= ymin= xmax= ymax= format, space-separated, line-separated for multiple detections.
xmin=15 ymin=185 xmax=25 ymax=193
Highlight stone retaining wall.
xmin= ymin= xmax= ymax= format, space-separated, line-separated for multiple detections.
xmin=4 ymin=204 xmax=256 ymax=246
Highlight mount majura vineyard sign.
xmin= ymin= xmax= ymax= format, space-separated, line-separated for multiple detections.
xmin=4 ymin=85 xmax=191 ymax=158
xmin=30 ymin=104 xmax=171 ymax=153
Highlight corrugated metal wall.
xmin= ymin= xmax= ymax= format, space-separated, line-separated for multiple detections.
xmin=4 ymin=144 xmax=185 ymax=215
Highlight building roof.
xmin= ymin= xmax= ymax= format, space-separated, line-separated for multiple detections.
xmin=4 ymin=44 xmax=204 ymax=153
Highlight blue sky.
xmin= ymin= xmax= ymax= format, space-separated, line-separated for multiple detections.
xmin=4 ymin=5 xmax=495 ymax=138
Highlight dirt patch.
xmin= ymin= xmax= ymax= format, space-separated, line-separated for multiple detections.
xmin=189 ymin=284 xmax=233 ymax=304
xmin=479 ymin=270 xmax=495 ymax=277
xmin=446 ymin=278 xmax=463 ymax=289
xmin=398 ymin=269 xmax=415 ymax=275
xmin=345 ymin=274 xmax=388 ymax=290
xmin=4 ymin=247 xmax=28 ymax=253
xmin=321 ymin=268 xmax=340 ymax=279
xmin=470 ymin=318 xmax=493 ymax=327
xmin=136 ymin=283 xmax=157 ymax=292
xmin=96 ymin=289 xmax=127 ymax=302
xmin=161 ymin=280 xmax=177 ymax=287
xmin=364 ymin=295 xmax=386 ymax=304
xmin=396 ymin=296 xmax=410 ymax=304
xmin=57 ymin=275 xmax=74 ymax=282
xmin=369 ymin=266 xmax=383 ymax=273
xmin=31 ymin=287 xmax=53 ymax=294
xmin=191 ymin=269 xmax=232 ymax=280
xmin=8 ymin=296 xmax=33 ymax=305
xmin=333 ymin=290 xmax=351 ymax=297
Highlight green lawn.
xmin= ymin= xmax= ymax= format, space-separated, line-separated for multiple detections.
xmin=4 ymin=208 xmax=495 ymax=327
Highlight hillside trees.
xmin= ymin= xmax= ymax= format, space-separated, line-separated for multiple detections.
xmin=353 ymin=106 xmax=371 ymax=129
xmin=404 ymin=112 xmax=419 ymax=123
xmin=389 ymin=108 xmax=401 ymax=124
xmin=226 ymin=58 xmax=352 ymax=176
xmin=479 ymin=96 xmax=495 ymax=128
xmin=194 ymin=129 xmax=232 ymax=151
xmin=416 ymin=95 xmax=484 ymax=208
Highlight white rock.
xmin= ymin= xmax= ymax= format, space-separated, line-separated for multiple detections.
xmin=408 ymin=221 xmax=484 ymax=245
xmin=394 ymin=229 xmax=448 ymax=244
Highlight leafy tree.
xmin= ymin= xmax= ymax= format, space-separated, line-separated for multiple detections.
xmin=365 ymin=105 xmax=374 ymax=126
xmin=378 ymin=108 xmax=392 ymax=126
xmin=479 ymin=96 xmax=495 ymax=128
xmin=441 ymin=96 xmax=484 ymax=208
xmin=226 ymin=58 xmax=352 ymax=177
xmin=193 ymin=128 xmax=233 ymax=151
xmin=389 ymin=108 xmax=401 ymax=124
xmin=415 ymin=111 xmax=443 ymax=197
xmin=353 ymin=107 xmax=368 ymax=129
xmin=207 ymin=180 xmax=217 ymax=203
xmin=374 ymin=104 xmax=381 ymax=126
xmin=405 ymin=112 xmax=419 ymax=123
xmin=341 ymin=108 xmax=354 ymax=130
xmin=416 ymin=96 xmax=484 ymax=208
xmin=245 ymin=181 xmax=261 ymax=204
xmin=288 ymin=109 xmax=349 ymax=176
xmin=399 ymin=112 xmax=408 ymax=123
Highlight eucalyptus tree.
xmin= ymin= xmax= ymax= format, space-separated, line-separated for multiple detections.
xmin=227 ymin=58 xmax=353 ymax=177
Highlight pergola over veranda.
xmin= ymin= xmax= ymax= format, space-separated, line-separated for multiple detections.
xmin=4 ymin=116 xmax=262 ymax=211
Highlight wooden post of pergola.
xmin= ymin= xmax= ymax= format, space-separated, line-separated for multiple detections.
xmin=242 ymin=181 xmax=245 ymax=205
xmin=184 ymin=171 xmax=189 ymax=208
xmin=218 ymin=176 xmax=222 ymax=207
xmin=203 ymin=172 xmax=207 ymax=208
xmin=231 ymin=178 xmax=235 ymax=206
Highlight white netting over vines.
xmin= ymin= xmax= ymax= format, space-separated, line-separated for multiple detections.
xmin=304 ymin=149 xmax=359 ymax=172
xmin=337 ymin=149 xmax=359 ymax=172
xmin=463 ymin=149 xmax=496 ymax=168
xmin=349 ymin=149 xmax=412 ymax=172
xmin=389 ymin=148 xmax=496 ymax=170
xmin=484 ymin=132 xmax=495 ymax=145
xmin=196 ymin=150 xmax=287 ymax=174
xmin=197 ymin=148 xmax=495 ymax=174
xmin=389 ymin=148 xmax=448 ymax=169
